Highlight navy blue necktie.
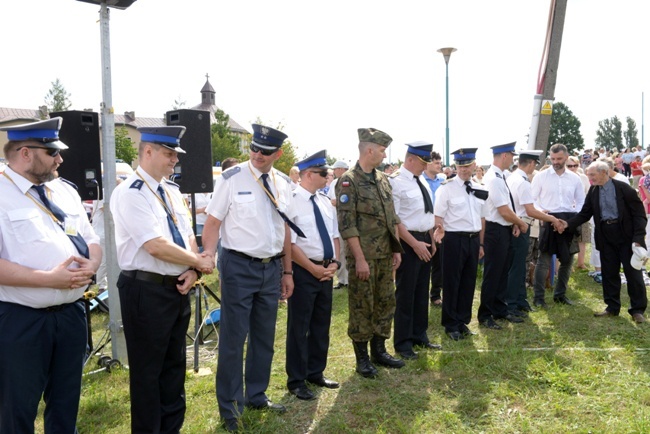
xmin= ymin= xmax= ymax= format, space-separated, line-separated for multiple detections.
xmin=310 ymin=195 xmax=334 ymax=259
xmin=415 ymin=176 xmax=434 ymax=213
xmin=260 ymin=174 xmax=306 ymax=238
xmin=33 ymin=184 xmax=89 ymax=258
xmin=157 ymin=185 xmax=186 ymax=248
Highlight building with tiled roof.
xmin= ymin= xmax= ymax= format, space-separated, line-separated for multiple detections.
xmin=0 ymin=75 xmax=250 ymax=160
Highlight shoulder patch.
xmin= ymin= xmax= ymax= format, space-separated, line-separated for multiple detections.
xmin=130 ymin=180 xmax=144 ymax=190
xmin=58 ymin=177 xmax=78 ymax=190
xmin=221 ymin=166 xmax=241 ymax=180
xmin=341 ymin=180 xmax=351 ymax=188
xmin=274 ymin=169 xmax=291 ymax=183
xmin=339 ymin=194 xmax=349 ymax=204
xmin=163 ymin=178 xmax=179 ymax=188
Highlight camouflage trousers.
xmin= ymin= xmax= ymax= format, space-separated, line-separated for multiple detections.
xmin=347 ymin=256 xmax=396 ymax=342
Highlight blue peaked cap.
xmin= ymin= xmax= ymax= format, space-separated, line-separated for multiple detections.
xmin=0 ymin=117 xmax=69 ymax=149
xmin=251 ymin=124 xmax=288 ymax=150
xmin=138 ymin=126 xmax=186 ymax=153
xmin=452 ymin=148 xmax=478 ymax=166
xmin=296 ymin=150 xmax=329 ymax=171
xmin=491 ymin=142 xmax=518 ymax=155
xmin=405 ymin=141 xmax=433 ymax=162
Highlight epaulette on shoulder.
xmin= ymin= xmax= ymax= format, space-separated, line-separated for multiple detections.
xmin=318 ymin=191 xmax=328 ymax=197
xmin=222 ymin=166 xmax=241 ymax=180
xmin=389 ymin=170 xmax=400 ymax=178
xmin=130 ymin=179 xmax=144 ymax=190
xmin=495 ymin=172 xmax=503 ymax=179
xmin=163 ymin=178 xmax=180 ymax=188
xmin=441 ymin=179 xmax=451 ymax=185
xmin=58 ymin=177 xmax=78 ymax=190
xmin=275 ymin=169 xmax=291 ymax=183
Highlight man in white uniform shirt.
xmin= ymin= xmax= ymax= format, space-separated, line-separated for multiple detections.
xmin=202 ymin=124 xmax=297 ymax=432
xmin=390 ymin=142 xmax=442 ymax=359
xmin=531 ymin=143 xmax=586 ymax=307
xmin=478 ymin=143 xmax=530 ymax=330
xmin=112 ymin=126 xmax=213 ymax=433
xmin=434 ymin=148 xmax=487 ymax=341
xmin=506 ymin=150 xmax=561 ymax=317
xmin=286 ymin=150 xmax=341 ymax=401
xmin=0 ymin=118 xmax=101 ymax=433
xmin=327 ymin=159 xmax=350 ymax=289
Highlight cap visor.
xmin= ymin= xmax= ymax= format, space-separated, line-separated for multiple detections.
xmin=160 ymin=144 xmax=186 ymax=154
xmin=45 ymin=140 xmax=69 ymax=150
xmin=251 ymin=140 xmax=278 ymax=151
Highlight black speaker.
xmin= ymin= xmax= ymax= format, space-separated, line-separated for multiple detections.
xmin=50 ymin=111 xmax=102 ymax=201
xmin=165 ymin=109 xmax=213 ymax=194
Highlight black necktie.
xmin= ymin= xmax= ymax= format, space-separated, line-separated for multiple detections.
xmin=415 ymin=176 xmax=433 ymax=213
xmin=503 ymin=176 xmax=516 ymax=209
xmin=465 ymin=180 xmax=489 ymax=200
xmin=464 ymin=180 xmax=472 ymax=195
xmin=260 ymin=174 xmax=306 ymax=238
xmin=157 ymin=185 xmax=186 ymax=248
xmin=32 ymin=184 xmax=89 ymax=258
xmin=310 ymin=195 xmax=334 ymax=259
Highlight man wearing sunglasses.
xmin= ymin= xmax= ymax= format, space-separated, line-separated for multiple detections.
xmin=389 ymin=142 xmax=443 ymax=361
xmin=0 ymin=117 xmax=101 ymax=433
xmin=336 ymin=127 xmax=404 ymax=378
xmin=203 ymin=124 xmax=296 ymax=432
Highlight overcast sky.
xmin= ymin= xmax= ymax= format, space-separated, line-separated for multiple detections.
xmin=1 ymin=0 xmax=648 ymax=165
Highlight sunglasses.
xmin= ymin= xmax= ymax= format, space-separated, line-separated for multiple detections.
xmin=250 ymin=143 xmax=278 ymax=156
xmin=19 ymin=146 xmax=61 ymax=157
xmin=567 ymin=164 xmax=578 ymax=168
xmin=309 ymin=170 xmax=328 ymax=178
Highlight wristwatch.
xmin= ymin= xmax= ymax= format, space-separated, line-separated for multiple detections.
xmin=283 ymin=271 xmax=294 ymax=276
xmin=332 ymin=260 xmax=342 ymax=269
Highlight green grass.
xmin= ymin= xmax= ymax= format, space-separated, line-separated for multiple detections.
xmin=36 ymin=264 xmax=650 ymax=433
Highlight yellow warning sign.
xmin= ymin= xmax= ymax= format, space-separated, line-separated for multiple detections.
xmin=541 ymin=100 xmax=553 ymax=115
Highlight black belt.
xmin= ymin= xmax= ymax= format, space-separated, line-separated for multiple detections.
xmin=309 ymin=258 xmax=336 ymax=267
xmin=40 ymin=300 xmax=82 ymax=312
xmin=227 ymin=249 xmax=284 ymax=264
xmin=602 ymin=219 xmax=619 ymax=225
xmin=448 ymin=231 xmax=480 ymax=238
xmin=121 ymin=270 xmax=181 ymax=288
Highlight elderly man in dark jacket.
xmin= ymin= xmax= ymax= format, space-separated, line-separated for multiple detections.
xmin=562 ymin=160 xmax=647 ymax=323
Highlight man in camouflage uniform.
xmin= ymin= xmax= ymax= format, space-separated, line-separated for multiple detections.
xmin=335 ymin=128 xmax=404 ymax=378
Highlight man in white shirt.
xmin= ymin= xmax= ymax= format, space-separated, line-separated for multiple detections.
xmin=531 ymin=143 xmax=586 ymax=307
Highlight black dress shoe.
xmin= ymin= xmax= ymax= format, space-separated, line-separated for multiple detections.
xmin=533 ymin=300 xmax=547 ymax=308
xmin=307 ymin=376 xmax=340 ymax=389
xmin=554 ymin=296 xmax=575 ymax=305
xmin=289 ymin=386 xmax=316 ymax=401
xmin=447 ymin=331 xmax=463 ymax=341
xmin=479 ymin=318 xmax=503 ymax=330
xmin=414 ymin=342 xmax=443 ymax=350
xmin=497 ymin=314 xmax=524 ymax=323
xmin=246 ymin=400 xmax=287 ymax=413
xmin=510 ymin=309 xmax=528 ymax=318
xmin=333 ymin=283 xmax=348 ymax=289
xmin=223 ymin=418 xmax=243 ymax=432
xmin=460 ymin=325 xmax=476 ymax=336
xmin=520 ymin=305 xmax=535 ymax=313
xmin=398 ymin=349 xmax=418 ymax=360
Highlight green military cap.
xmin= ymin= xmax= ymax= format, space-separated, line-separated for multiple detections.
xmin=358 ymin=128 xmax=392 ymax=147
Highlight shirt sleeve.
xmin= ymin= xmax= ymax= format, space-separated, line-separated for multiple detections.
xmin=114 ymin=188 xmax=165 ymax=248
xmin=206 ymin=176 xmax=230 ymax=221
xmin=336 ymin=174 xmax=359 ymax=239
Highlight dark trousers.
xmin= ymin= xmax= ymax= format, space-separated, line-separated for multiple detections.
xmin=441 ymin=232 xmax=480 ymax=333
xmin=394 ymin=234 xmax=433 ymax=352
xmin=286 ymin=263 xmax=333 ymax=389
xmin=118 ymin=273 xmax=191 ymax=434
xmin=429 ymin=242 xmax=443 ymax=301
xmin=0 ymin=301 xmax=86 ymax=434
xmin=599 ymin=224 xmax=648 ymax=315
xmin=216 ymin=249 xmax=281 ymax=420
xmin=506 ymin=224 xmax=531 ymax=311
xmin=478 ymin=222 xmax=513 ymax=321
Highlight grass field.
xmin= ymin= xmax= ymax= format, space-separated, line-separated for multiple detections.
xmin=37 ymin=265 xmax=650 ymax=433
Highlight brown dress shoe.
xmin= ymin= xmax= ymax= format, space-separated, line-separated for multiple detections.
xmin=594 ymin=310 xmax=617 ymax=317
xmin=633 ymin=313 xmax=646 ymax=323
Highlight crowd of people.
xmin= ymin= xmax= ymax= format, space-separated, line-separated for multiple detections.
xmin=1 ymin=116 xmax=648 ymax=433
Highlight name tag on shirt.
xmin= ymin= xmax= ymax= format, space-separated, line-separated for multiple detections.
xmin=238 ymin=191 xmax=252 ymax=195
xmin=64 ymin=218 xmax=79 ymax=236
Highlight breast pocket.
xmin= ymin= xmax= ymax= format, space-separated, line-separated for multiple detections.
xmin=8 ymin=208 xmax=48 ymax=243
xmin=451 ymin=196 xmax=465 ymax=206
xmin=357 ymin=185 xmax=380 ymax=216
xmin=234 ymin=194 xmax=257 ymax=219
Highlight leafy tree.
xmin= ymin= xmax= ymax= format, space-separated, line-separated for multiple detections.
xmin=548 ymin=102 xmax=584 ymax=154
xmin=115 ymin=126 xmax=137 ymax=164
xmin=44 ymin=78 xmax=72 ymax=113
xmin=326 ymin=155 xmax=338 ymax=166
xmin=211 ymin=109 xmax=244 ymax=165
xmin=624 ymin=116 xmax=639 ymax=149
xmin=595 ymin=116 xmax=623 ymax=151
xmin=172 ymin=96 xmax=186 ymax=110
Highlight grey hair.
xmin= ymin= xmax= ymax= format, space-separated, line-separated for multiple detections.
xmin=587 ymin=160 xmax=609 ymax=174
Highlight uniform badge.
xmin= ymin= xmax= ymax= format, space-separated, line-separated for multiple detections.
xmin=342 ymin=181 xmax=350 ymax=187
xmin=339 ymin=194 xmax=349 ymax=204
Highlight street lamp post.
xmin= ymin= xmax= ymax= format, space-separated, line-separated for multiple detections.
xmin=438 ymin=47 xmax=456 ymax=166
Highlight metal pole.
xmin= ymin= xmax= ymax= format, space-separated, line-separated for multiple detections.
xmin=99 ymin=0 xmax=127 ymax=363
xmin=444 ymin=62 xmax=450 ymax=166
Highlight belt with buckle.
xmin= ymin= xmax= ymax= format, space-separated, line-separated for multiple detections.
xmin=449 ymin=231 xmax=480 ymax=238
xmin=40 ymin=301 xmax=80 ymax=312
xmin=227 ymin=249 xmax=284 ymax=263
xmin=121 ymin=270 xmax=181 ymax=288
xmin=309 ymin=258 xmax=336 ymax=267
xmin=603 ymin=219 xmax=619 ymax=225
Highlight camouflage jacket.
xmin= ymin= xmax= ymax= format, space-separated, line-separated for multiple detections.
xmin=335 ymin=162 xmax=402 ymax=259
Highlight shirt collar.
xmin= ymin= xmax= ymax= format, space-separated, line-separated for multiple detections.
xmin=294 ymin=185 xmax=315 ymax=200
xmin=399 ymin=164 xmax=415 ymax=179
xmin=4 ymin=166 xmax=35 ymax=194
xmin=136 ymin=166 xmax=162 ymax=190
